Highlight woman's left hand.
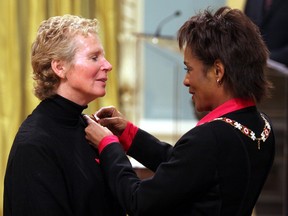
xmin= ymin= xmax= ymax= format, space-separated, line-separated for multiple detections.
xmin=83 ymin=115 xmax=113 ymax=148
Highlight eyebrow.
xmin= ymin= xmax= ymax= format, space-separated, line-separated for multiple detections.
xmin=89 ymin=49 xmax=103 ymax=56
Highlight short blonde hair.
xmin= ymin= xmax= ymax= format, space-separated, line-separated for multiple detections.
xmin=31 ymin=14 xmax=99 ymax=100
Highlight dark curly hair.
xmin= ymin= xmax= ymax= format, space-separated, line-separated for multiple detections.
xmin=178 ymin=6 xmax=272 ymax=103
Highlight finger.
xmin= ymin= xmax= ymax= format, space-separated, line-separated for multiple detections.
xmin=83 ymin=114 xmax=95 ymax=124
xmin=85 ymin=134 xmax=96 ymax=147
xmin=90 ymin=114 xmax=99 ymax=122
xmin=96 ymin=106 xmax=116 ymax=119
xmin=98 ymin=117 xmax=118 ymax=127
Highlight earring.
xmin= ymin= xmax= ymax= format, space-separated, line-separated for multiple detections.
xmin=217 ymin=79 xmax=222 ymax=85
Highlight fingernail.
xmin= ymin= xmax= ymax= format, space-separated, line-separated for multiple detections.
xmin=93 ymin=114 xmax=100 ymax=121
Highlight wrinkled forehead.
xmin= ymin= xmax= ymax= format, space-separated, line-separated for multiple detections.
xmin=72 ymin=33 xmax=104 ymax=53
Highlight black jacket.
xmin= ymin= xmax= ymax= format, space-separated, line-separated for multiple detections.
xmin=100 ymin=107 xmax=275 ymax=216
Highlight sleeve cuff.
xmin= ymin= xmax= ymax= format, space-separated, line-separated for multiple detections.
xmin=119 ymin=121 xmax=139 ymax=151
xmin=98 ymin=135 xmax=119 ymax=154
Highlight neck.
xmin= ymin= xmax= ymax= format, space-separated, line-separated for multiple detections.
xmin=196 ymin=98 xmax=255 ymax=126
xmin=56 ymin=88 xmax=93 ymax=106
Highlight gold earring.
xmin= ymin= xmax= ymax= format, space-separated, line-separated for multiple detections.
xmin=217 ymin=79 xmax=222 ymax=85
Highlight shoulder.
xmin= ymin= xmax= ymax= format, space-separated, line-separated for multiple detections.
xmin=12 ymin=112 xmax=61 ymax=157
xmin=174 ymin=121 xmax=228 ymax=151
xmin=18 ymin=113 xmax=54 ymax=139
xmin=181 ymin=120 xmax=231 ymax=140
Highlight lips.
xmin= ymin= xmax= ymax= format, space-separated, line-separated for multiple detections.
xmin=190 ymin=91 xmax=195 ymax=100
xmin=96 ymin=78 xmax=107 ymax=82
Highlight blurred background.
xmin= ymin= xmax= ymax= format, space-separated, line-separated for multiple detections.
xmin=0 ymin=0 xmax=287 ymax=215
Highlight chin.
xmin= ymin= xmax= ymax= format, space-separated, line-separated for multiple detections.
xmin=86 ymin=92 xmax=105 ymax=102
xmin=97 ymin=91 xmax=106 ymax=98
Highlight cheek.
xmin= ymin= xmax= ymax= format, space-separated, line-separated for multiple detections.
xmin=88 ymin=65 xmax=101 ymax=77
xmin=188 ymin=75 xmax=197 ymax=87
xmin=80 ymin=66 xmax=99 ymax=80
xmin=189 ymin=76 xmax=195 ymax=85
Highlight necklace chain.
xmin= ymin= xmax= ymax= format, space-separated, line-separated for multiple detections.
xmin=213 ymin=113 xmax=271 ymax=150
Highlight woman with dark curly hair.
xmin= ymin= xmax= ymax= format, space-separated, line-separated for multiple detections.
xmin=84 ymin=7 xmax=275 ymax=216
xmin=4 ymin=15 xmax=125 ymax=216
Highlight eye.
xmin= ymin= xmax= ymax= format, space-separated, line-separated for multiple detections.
xmin=92 ymin=56 xmax=98 ymax=61
xmin=184 ymin=67 xmax=191 ymax=73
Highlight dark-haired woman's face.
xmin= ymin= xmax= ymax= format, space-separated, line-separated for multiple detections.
xmin=182 ymin=47 xmax=219 ymax=112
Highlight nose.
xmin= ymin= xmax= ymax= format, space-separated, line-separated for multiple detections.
xmin=183 ymin=74 xmax=190 ymax=87
xmin=102 ymin=58 xmax=112 ymax=72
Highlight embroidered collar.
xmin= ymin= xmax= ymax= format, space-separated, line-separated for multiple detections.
xmin=196 ymin=98 xmax=255 ymax=126
xmin=214 ymin=113 xmax=271 ymax=150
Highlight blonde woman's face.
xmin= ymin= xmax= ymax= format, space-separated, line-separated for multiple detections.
xmin=57 ymin=33 xmax=112 ymax=105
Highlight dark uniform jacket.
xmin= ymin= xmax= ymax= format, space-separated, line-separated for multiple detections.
xmin=245 ymin=0 xmax=288 ymax=66
xmin=100 ymin=106 xmax=275 ymax=216
xmin=4 ymin=95 xmax=125 ymax=216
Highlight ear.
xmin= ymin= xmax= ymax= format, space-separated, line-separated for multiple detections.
xmin=51 ymin=60 xmax=66 ymax=79
xmin=213 ymin=59 xmax=225 ymax=80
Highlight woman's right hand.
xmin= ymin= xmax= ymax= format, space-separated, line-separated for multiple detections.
xmin=95 ymin=106 xmax=128 ymax=137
